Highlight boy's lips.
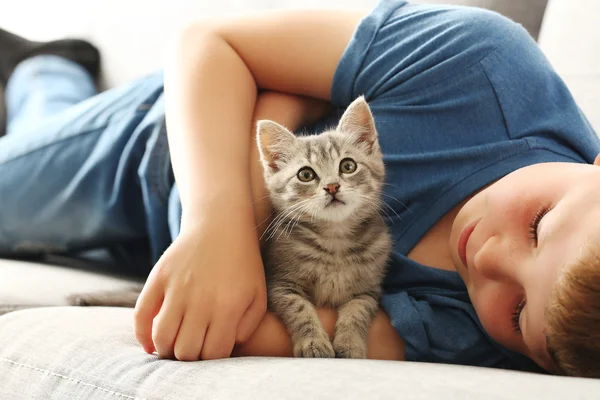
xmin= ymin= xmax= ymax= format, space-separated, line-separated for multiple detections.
xmin=458 ymin=219 xmax=480 ymax=268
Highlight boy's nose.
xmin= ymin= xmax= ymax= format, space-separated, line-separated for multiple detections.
xmin=474 ymin=236 xmax=520 ymax=285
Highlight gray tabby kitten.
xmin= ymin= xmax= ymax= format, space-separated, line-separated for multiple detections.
xmin=257 ymin=96 xmax=391 ymax=359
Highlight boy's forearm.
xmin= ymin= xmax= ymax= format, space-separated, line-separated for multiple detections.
xmin=164 ymin=28 xmax=257 ymax=231
xmin=163 ymin=10 xmax=361 ymax=230
xmin=232 ymin=309 xmax=405 ymax=360
xmin=164 ymin=25 xmax=331 ymax=236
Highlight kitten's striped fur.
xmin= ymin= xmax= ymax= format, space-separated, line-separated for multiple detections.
xmin=257 ymin=96 xmax=391 ymax=358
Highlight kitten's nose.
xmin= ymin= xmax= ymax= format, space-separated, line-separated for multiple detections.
xmin=324 ymin=183 xmax=340 ymax=195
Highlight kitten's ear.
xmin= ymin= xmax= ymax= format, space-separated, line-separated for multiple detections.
xmin=337 ymin=96 xmax=378 ymax=153
xmin=257 ymin=120 xmax=297 ymax=172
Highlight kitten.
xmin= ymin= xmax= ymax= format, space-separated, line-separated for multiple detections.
xmin=257 ymin=96 xmax=391 ymax=359
xmin=68 ymin=96 xmax=392 ymax=360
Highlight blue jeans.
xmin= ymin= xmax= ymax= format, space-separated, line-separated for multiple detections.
xmin=0 ymin=56 xmax=179 ymax=266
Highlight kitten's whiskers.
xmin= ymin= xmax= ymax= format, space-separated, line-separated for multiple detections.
xmin=355 ymin=194 xmax=390 ymax=225
xmin=278 ymin=202 xmax=313 ymax=241
xmin=262 ymin=199 xmax=311 ymax=241
xmin=287 ymin=203 xmax=315 ymax=239
xmin=254 ymin=210 xmax=276 ymax=232
xmin=379 ymin=200 xmax=403 ymax=222
xmin=264 ymin=199 xmax=314 ymax=242
xmin=380 ymin=186 xmax=412 ymax=214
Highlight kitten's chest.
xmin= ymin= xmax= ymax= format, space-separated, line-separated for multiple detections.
xmin=310 ymin=262 xmax=362 ymax=307
xmin=267 ymin=220 xmax=387 ymax=307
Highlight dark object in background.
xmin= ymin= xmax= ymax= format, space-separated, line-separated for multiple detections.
xmin=0 ymin=27 xmax=101 ymax=138
xmin=415 ymin=0 xmax=549 ymax=40
xmin=0 ymin=84 xmax=5 ymax=138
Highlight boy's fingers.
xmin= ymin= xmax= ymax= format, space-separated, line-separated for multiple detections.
xmin=152 ymin=294 xmax=185 ymax=359
xmin=236 ymin=295 xmax=267 ymax=344
xmin=201 ymin=317 xmax=238 ymax=360
xmin=133 ymin=281 xmax=164 ymax=354
xmin=173 ymin=310 xmax=208 ymax=361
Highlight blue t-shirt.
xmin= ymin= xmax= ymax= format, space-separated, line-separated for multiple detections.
xmin=309 ymin=0 xmax=600 ymax=371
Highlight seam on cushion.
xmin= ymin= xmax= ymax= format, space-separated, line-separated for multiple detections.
xmin=0 ymin=357 xmax=147 ymax=400
xmin=0 ymin=305 xmax=49 ymax=316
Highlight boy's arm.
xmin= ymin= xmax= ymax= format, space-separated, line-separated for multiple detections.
xmin=163 ymin=10 xmax=366 ymax=223
xmin=134 ymin=10 xmax=368 ymax=361
xmin=233 ymin=309 xmax=405 ymax=360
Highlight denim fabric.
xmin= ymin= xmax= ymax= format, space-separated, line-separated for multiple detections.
xmin=0 ymin=56 xmax=171 ymax=266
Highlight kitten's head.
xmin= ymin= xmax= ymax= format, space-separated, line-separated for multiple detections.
xmin=257 ymin=96 xmax=385 ymax=223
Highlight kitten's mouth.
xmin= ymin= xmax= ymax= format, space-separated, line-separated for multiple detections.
xmin=326 ymin=198 xmax=345 ymax=207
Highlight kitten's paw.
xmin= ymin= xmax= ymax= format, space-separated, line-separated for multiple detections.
xmin=333 ymin=335 xmax=367 ymax=359
xmin=294 ymin=336 xmax=335 ymax=358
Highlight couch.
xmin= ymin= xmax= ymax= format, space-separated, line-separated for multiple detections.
xmin=2 ymin=0 xmax=600 ymax=398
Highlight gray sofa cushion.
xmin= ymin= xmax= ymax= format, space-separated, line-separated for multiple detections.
xmin=1 ymin=307 xmax=599 ymax=400
xmin=0 ymin=258 xmax=142 ymax=316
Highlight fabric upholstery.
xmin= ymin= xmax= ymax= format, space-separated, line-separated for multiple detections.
xmin=1 ymin=307 xmax=599 ymax=400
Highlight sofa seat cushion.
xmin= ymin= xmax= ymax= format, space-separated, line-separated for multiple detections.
xmin=1 ymin=307 xmax=599 ymax=400
xmin=0 ymin=258 xmax=142 ymax=315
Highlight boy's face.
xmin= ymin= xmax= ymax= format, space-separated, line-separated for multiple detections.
xmin=451 ymin=155 xmax=600 ymax=372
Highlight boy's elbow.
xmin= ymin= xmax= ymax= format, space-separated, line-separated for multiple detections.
xmin=165 ymin=18 xmax=222 ymax=59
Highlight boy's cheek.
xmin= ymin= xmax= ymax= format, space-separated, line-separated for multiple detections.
xmin=473 ymin=290 xmax=524 ymax=353
xmin=476 ymin=305 xmax=506 ymax=346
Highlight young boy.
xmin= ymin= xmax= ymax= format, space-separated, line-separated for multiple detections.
xmin=1 ymin=0 xmax=598 ymax=376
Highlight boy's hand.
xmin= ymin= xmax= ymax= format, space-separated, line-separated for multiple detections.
xmin=133 ymin=212 xmax=267 ymax=361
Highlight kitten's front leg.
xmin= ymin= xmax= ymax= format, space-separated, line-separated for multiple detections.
xmin=269 ymin=286 xmax=335 ymax=358
xmin=333 ymin=293 xmax=379 ymax=359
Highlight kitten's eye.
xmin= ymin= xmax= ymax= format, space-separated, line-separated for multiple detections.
xmin=340 ymin=158 xmax=357 ymax=174
xmin=297 ymin=167 xmax=316 ymax=182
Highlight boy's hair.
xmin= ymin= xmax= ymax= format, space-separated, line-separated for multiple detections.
xmin=545 ymin=245 xmax=600 ymax=378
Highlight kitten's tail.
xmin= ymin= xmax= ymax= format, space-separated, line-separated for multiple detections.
xmin=67 ymin=284 xmax=143 ymax=308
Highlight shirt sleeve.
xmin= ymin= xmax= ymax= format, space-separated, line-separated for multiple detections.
xmin=331 ymin=0 xmax=523 ymax=106
xmin=479 ymin=26 xmax=600 ymax=162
